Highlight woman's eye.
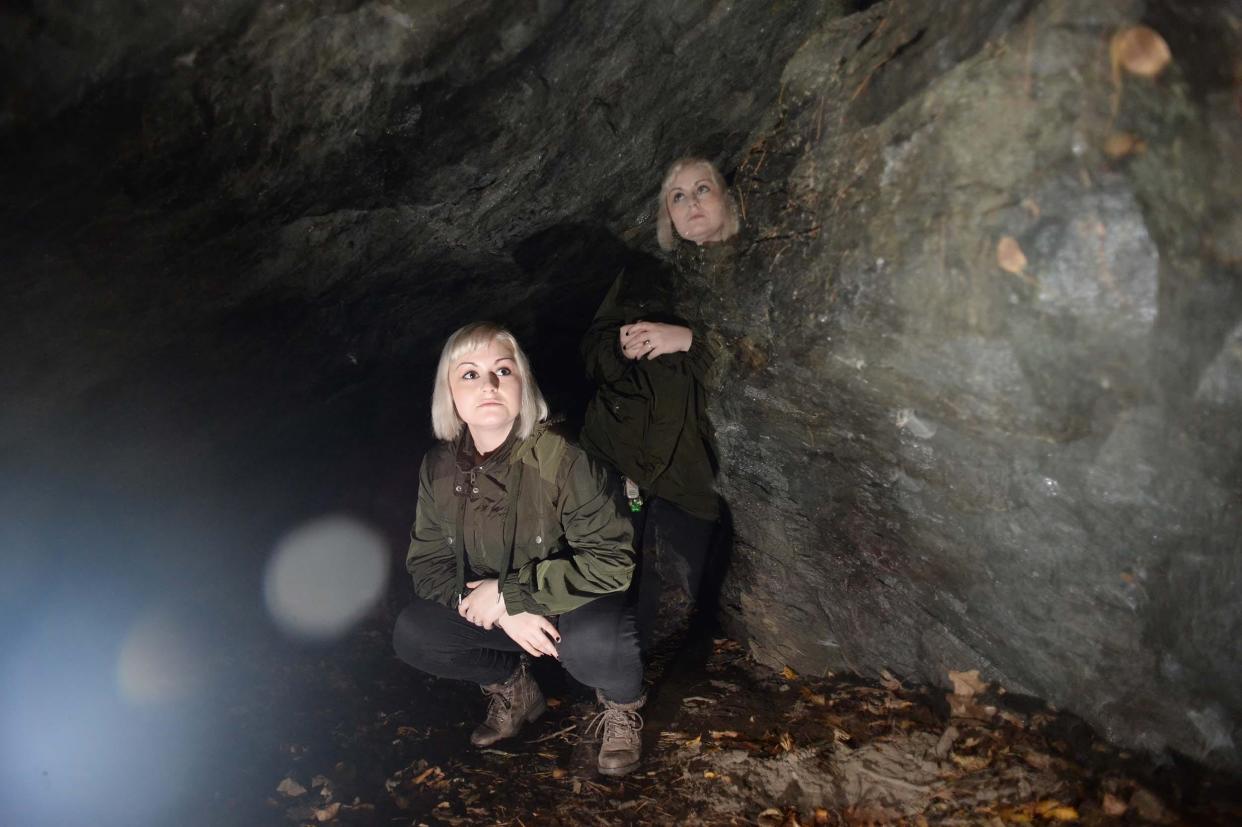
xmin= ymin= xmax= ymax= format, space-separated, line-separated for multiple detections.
xmin=671 ymin=192 xmax=684 ymax=203
xmin=461 ymin=370 xmax=478 ymax=380
xmin=496 ymin=367 xmax=512 ymax=376
xmin=697 ymin=184 xmax=711 ymax=195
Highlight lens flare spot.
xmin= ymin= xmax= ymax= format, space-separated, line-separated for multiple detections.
xmin=116 ymin=611 xmax=201 ymax=704
xmin=263 ymin=514 xmax=389 ymax=640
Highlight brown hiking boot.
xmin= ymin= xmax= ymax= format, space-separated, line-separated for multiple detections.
xmin=470 ymin=658 xmax=546 ymax=747
xmin=586 ymin=689 xmax=645 ymax=776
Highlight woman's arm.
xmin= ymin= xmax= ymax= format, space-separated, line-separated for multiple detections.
xmin=510 ymin=452 xmax=636 ymax=616
xmin=405 ymin=454 xmax=459 ymax=607
xmin=581 ymin=271 xmax=632 ymax=385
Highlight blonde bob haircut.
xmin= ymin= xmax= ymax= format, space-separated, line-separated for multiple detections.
xmin=430 ymin=321 xmax=549 ymax=442
xmin=656 ymin=156 xmax=741 ymax=252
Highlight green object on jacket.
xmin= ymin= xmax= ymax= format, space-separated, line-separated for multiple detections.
xmin=579 ymin=265 xmax=720 ymax=521
xmin=405 ymin=422 xmax=636 ymax=616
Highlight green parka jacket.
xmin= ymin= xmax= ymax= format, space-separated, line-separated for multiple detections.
xmin=405 ymin=422 xmax=635 ymax=616
xmin=579 ymin=265 xmax=720 ymax=521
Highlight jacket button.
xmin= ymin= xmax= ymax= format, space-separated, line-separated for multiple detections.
xmin=472 ymin=487 xmax=479 ymax=494
xmin=447 ymin=537 xmax=454 ymax=544
xmin=535 ymin=535 xmax=542 ymax=544
xmin=455 ymin=485 xmax=463 ymax=492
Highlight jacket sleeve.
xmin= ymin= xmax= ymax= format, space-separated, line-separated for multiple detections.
xmin=405 ymin=453 xmax=459 ymax=607
xmin=517 ymin=452 xmax=635 ymax=615
xmin=581 ymin=270 xmax=631 ymax=386
xmin=683 ymin=324 xmax=722 ymax=386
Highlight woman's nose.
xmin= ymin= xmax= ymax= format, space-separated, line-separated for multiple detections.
xmin=485 ymin=372 xmax=500 ymax=388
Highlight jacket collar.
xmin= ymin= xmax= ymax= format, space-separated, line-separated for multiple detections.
xmin=454 ymin=426 xmax=520 ymax=473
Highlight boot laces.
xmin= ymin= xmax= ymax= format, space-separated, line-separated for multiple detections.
xmin=481 ymin=683 xmax=515 ymax=728
xmin=585 ymin=705 xmax=643 ymax=747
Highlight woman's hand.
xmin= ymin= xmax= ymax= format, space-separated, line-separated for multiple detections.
xmin=459 ymin=578 xmax=507 ymax=629
xmin=619 ymin=321 xmax=693 ymax=360
xmin=496 ymin=612 xmax=561 ymax=658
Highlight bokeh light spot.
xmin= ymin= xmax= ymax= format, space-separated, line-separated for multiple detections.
xmin=263 ymin=514 xmax=389 ymax=641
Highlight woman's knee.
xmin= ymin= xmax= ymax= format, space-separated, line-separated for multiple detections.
xmin=559 ymin=604 xmax=636 ymax=672
xmin=393 ymin=600 xmax=449 ymax=665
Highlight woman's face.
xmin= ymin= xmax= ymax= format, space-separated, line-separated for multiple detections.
xmin=666 ymin=164 xmax=729 ymax=245
xmin=449 ymin=340 xmax=523 ymax=444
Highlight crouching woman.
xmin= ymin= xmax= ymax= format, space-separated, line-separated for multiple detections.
xmin=393 ymin=321 xmax=645 ymax=776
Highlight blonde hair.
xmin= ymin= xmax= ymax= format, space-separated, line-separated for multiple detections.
xmin=430 ymin=322 xmax=549 ymax=442
xmin=656 ymin=156 xmax=741 ymax=251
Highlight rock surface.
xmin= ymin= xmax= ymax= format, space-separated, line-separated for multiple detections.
xmin=2 ymin=0 xmax=1239 ymax=780
xmin=676 ymin=0 xmax=1242 ymax=771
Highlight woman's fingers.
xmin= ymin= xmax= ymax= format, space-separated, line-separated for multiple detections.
xmin=499 ymin=613 xmax=560 ymax=658
xmin=530 ymin=617 xmax=560 ymax=658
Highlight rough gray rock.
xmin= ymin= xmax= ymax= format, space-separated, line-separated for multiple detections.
xmin=677 ymin=0 xmax=1242 ymax=770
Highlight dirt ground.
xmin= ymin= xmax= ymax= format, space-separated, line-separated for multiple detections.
xmin=220 ymin=614 xmax=1241 ymax=827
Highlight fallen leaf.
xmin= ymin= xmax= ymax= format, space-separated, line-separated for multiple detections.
xmin=551 ymin=768 xmax=567 ymax=779
xmin=1034 ymin=800 xmax=1079 ymax=821
xmin=948 ymin=694 xmax=997 ymax=719
xmin=277 ymin=777 xmax=307 ymax=797
xmin=545 ymin=697 xmax=563 ymax=709
xmin=948 ymin=670 xmax=988 ymax=695
xmin=704 ymin=770 xmax=718 ymax=779
xmin=800 ymin=686 xmax=827 ymax=706
xmin=1104 ymin=132 xmax=1146 ymax=159
xmin=781 ymin=666 xmax=799 ymax=681
xmin=1102 ymin=793 xmax=1127 ymax=816
xmin=710 ymin=730 xmax=740 ymax=739
xmin=758 ymin=808 xmax=784 ymax=827
xmin=411 ymin=766 xmax=441 ymax=785
xmin=998 ymin=809 xmax=1033 ymax=824
xmin=1021 ymin=750 xmax=1053 ymax=769
xmin=1111 ymin=25 xmax=1172 ymax=78
xmin=950 ymin=752 xmax=990 ymax=772
xmin=879 ymin=669 xmax=901 ymax=691
xmin=814 ymin=807 xmax=831 ymax=825
xmin=996 ymin=237 xmax=1028 ymax=275
xmin=683 ymin=734 xmax=702 ymax=749
xmin=779 ymin=732 xmax=795 ymax=752
xmin=314 ymin=802 xmax=341 ymax=822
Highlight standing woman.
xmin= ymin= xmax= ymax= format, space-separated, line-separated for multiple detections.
xmin=393 ymin=322 xmax=645 ymax=776
xmin=580 ymin=157 xmax=741 ymax=652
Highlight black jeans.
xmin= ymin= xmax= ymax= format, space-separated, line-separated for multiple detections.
xmin=393 ymin=591 xmax=643 ymax=704
xmin=633 ymin=496 xmax=717 ymax=651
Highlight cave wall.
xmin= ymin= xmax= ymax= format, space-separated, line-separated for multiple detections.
xmin=683 ymin=0 xmax=1242 ymax=770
